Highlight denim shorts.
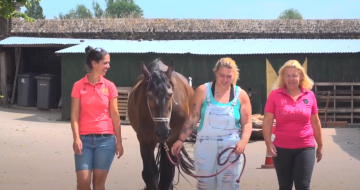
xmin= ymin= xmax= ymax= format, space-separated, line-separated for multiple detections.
xmin=74 ymin=134 xmax=116 ymax=172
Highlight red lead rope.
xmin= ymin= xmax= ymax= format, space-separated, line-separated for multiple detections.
xmin=163 ymin=143 xmax=246 ymax=183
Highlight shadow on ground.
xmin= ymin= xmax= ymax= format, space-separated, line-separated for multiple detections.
xmin=0 ymin=106 xmax=68 ymax=124
xmin=332 ymin=128 xmax=360 ymax=162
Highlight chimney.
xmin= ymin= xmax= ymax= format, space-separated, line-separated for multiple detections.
xmin=11 ymin=2 xmax=25 ymax=21
xmin=0 ymin=3 xmax=24 ymax=40
xmin=0 ymin=2 xmax=24 ymax=40
xmin=0 ymin=16 xmax=11 ymax=40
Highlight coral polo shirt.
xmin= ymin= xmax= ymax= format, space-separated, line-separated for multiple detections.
xmin=71 ymin=74 xmax=118 ymax=135
xmin=264 ymin=86 xmax=318 ymax=149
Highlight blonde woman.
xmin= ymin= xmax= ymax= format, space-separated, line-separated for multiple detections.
xmin=262 ymin=60 xmax=323 ymax=190
xmin=171 ymin=57 xmax=253 ymax=190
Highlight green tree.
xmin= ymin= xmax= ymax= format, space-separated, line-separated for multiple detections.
xmin=56 ymin=0 xmax=143 ymax=19
xmin=105 ymin=0 xmax=143 ymax=18
xmin=24 ymin=0 xmax=44 ymax=19
xmin=0 ymin=0 xmax=41 ymax=21
xmin=278 ymin=8 xmax=303 ymax=19
xmin=92 ymin=0 xmax=104 ymax=18
xmin=58 ymin=4 xmax=93 ymax=19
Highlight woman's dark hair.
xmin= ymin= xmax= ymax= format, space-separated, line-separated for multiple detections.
xmin=85 ymin=46 xmax=109 ymax=70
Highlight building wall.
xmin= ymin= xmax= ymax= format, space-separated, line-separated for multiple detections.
xmin=307 ymin=53 xmax=360 ymax=82
xmin=0 ymin=16 xmax=11 ymax=99
xmin=20 ymin=47 xmax=62 ymax=76
xmin=0 ymin=50 xmax=15 ymax=105
xmin=60 ymin=53 xmax=268 ymax=120
xmin=60 ymin=53 xmax=360 ymax=120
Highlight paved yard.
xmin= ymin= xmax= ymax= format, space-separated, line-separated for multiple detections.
xmin=0 ymin=107 xmax=359 ymax=190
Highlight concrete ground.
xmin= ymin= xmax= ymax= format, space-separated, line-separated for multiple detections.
xmin=0 ymin=107 xmax=360 ymax=190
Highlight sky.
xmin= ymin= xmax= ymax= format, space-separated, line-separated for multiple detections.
xmin=22 ymin=0 xmax=360 ymax=20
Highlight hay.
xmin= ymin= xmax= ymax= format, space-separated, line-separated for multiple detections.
xmin=252 ymin=114 xmax=276 ymax=129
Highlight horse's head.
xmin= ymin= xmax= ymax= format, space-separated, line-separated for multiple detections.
xmin=141 ymin=60 xmax=174 ymax=143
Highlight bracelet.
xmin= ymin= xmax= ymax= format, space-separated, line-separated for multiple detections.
xmin=178 ymin=139 xmax=185 ymax=143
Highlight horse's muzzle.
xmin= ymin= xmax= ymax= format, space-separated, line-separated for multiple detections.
xmin=155 ymin=124 xmax=172 ymax=142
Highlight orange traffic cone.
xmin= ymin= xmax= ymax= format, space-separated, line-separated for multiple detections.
xmin=261 ymin=153 xmax=275 ymax=169
xmin=260 ymin=126 xmax=276 ymax=169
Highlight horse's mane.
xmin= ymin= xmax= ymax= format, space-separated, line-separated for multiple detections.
xmin=136 ymin=58 xmax=164 ymax=82
xmin=137 ymin=58 xmax=174 ymax=97
xmin=148 ymin=71 xmax=173 ymax=97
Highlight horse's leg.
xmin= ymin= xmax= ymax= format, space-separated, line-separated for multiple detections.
xmin=139 ymin=135 xmax=159 ymax=190
xmin=158 ymin=143 xmax=176 ymax=190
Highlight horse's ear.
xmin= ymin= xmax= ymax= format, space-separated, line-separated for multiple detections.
xmin=141 ymin=61 xmax=150 ymax=78
xmin=166 ymin=60 xmax=174 ymax=77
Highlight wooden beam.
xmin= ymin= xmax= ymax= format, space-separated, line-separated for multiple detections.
xmin=325 ymin=121 xmax=348 ymax=128
xmin=0 ymin=52 xmax=7 ymax=105
xmin=315 ymin=82 xmax=360 ymax=86
xmin=1 ymin=44 xmax=76 ymax=48
xmin=266 ymin=59 xmax=277 ymax=98
xmin=10 ymin=47 xmax=21 ymax=104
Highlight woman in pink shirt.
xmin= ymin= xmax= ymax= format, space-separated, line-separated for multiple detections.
xmin=262 ymin=60 xmax=323 ymax=190
xmin=71 ymin=46 xmax=124 ymax=190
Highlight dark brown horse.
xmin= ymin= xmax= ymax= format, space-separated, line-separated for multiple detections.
xmin=127 ymin=58 xmax=195 ymax=190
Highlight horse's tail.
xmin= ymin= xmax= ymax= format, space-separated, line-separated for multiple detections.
xmin=179 ymin=146 xmax=195 ymax=174
xmin=172 ymin=146 xmax=196 ymax=186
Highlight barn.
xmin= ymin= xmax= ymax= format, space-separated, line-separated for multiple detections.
xmin=55 ymin=39 xmax=360 ymax=126
xmin=1 ymin=18 xmax=360 ymax=126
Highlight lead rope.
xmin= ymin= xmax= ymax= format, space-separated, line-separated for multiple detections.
xmin=163 ymin=142 xmax=246 ymax=183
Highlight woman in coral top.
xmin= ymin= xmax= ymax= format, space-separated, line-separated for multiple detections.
xmin=71 ymin=46 xmax=123 ymax=190
xmin=262 ymin=60 xmax=323 ymax=190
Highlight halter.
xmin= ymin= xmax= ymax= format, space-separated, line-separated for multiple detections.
xmin=147 ymin=95 xmax=178 ymax=123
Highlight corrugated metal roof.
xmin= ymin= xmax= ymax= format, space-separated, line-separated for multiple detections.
xmin=55 ymin=39 xmax=360 ymax=55
xmin=0 ymin=36 xmax=93 ymax=45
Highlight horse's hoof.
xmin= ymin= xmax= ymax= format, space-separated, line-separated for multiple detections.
xmin=158 ymin=186 xmax=173 ymax=190
xmin=143 ymin=187 xmax=158 ymax=190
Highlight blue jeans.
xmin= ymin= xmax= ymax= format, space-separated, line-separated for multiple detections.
xmin=74 ymin=134 xmax=116 ymax=172
xmin=194 ymin=133 xmax=244 ymax=190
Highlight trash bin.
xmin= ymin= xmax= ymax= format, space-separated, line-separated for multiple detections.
xmin=35 ymin=74 xmax=60 ymax=110
xmin=17 ymin=73 xmax=37 ymax=107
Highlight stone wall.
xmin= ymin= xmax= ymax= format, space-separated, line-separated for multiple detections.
xmin=10 ymin=18 xmax=360 ymax=40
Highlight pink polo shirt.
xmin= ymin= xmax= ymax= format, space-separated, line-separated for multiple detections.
xmin=71 ymin=74 xmax=118 ymax=135
xmin=264 ymin=86 xmax=318 ymax=149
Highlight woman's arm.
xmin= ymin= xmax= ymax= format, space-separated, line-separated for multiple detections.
xmin=71 ymin=97 xmax=81 ymax=141
xmin=262 ymin=112 xmax=275 ymax=146
xmin=108 ymin=83 xmax=122 ymax=144
xmin=239 ymin=89 xmax=253 ymax=144
xmin=310 ymin=91 xmax=323 ymax=147
xmin=178 ymin=84 xmax=205 ymax=141
xmin=109 ymin=97 xmax=122 ymax=144
xmin=71 ymin=96 xmax=83 ymax=155
xmin=70 ymin=82 xmax=81 ymax=142
xmin=311 ymin=114 xmax=323 ymax=147
xmin=262 ymin=91 xmax=276 ymax=146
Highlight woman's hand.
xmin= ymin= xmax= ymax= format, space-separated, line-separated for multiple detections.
xmin=235 ymin=140 xmax=247 ymax=155
xmin=266 ymin=143 xmax=277 ymax=157
xmin=171 ymin=140 xmax=184 ymax=155
xmin=73 ymin=138 xmax=82 ymax=155
xmin=116 ymin=142 xmax=124 ymax=159
xmin=316 ymin=145 xmax=323 ymax=163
